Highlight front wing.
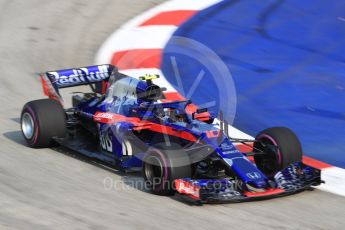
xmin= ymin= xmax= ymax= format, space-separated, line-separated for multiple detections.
xmin=174 ymin=163 xmax=322 ymax=204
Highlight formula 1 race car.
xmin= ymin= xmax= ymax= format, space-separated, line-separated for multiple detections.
xmin=20 ymin=64 xmax=321 ymax=203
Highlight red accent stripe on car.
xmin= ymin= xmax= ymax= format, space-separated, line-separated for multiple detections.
xmin=133 ymin=122 xmax=196 ymax=142
xmin=174 ymin=179 xmax=200 ymax=200
xmin=94 ymin=112 xmax=140 ymax=124
xmin=93 ymin=112 xmax=196 ymax=142
xmin=139 ymin=10 xmax=197 ymax=26
xmin=244 ymin=188 xmax=285 ymax=197
xmin=234 ymin=143 xmax=253 ymax=153
xmin=41 ymin=76 xmax=49 ymax=96
xmin=111 ymin=49 xmax=162 ymax=69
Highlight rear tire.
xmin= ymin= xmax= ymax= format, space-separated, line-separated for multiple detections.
xmin=253 ymin=127 xmax=302 ymax=177
xmin=21 ymin=99 xmax=66 ymax=148
xmin=143 ymin=144 xmax=191 ymax=195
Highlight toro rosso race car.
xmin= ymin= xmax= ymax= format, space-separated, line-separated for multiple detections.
xmin=20 ymin=64 xmax=321 ymax=203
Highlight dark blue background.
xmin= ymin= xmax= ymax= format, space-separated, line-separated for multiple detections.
xmin=161 ymin=0 xmax=345 ymax=168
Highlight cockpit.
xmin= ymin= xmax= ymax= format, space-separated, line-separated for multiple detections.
xmin=130 ymin=100 xmax=191 ymax=125
xmin=154 ymin=106 xmax=189 ymax=124
xmin=102 ymin=73 xmax=213 ymax=126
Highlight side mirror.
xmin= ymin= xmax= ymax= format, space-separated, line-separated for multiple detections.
xmin=192 ymin=108 xmax=208 ymax=120
xmin=196 ymin=108 xmax=208 ymax=113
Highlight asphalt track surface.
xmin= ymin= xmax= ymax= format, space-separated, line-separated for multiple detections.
xmin=0 ymin=1 xmax=344 ymax=229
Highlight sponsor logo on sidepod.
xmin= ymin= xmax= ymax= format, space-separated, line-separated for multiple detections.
xmin=94 ymin=112 xmax=114 ymax=121
xmin=246 ymin=172 xmax=262 ymax=179
xmin=47 ymin=65 xmax=109 ymax=87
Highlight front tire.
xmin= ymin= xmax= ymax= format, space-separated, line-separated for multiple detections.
xmin=253 ymin=127 xmax=302 ymax=177
xmin=143 ymin=144 xmax=191 ymax=195
xmin=21 ymin=99 xmax=66 ymax=148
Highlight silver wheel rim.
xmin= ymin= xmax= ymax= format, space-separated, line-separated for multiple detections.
xmin=145 ymin=156 xmax=164 ymax=181
xmin=22 ymin=112 xmax=35 ymax=139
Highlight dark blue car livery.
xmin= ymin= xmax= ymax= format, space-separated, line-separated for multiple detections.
xmin=21 ymin=64 xmax=321 ymax=203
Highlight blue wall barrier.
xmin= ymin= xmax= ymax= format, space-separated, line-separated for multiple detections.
xmin=161 ymin=0 xmax=345 ymax=168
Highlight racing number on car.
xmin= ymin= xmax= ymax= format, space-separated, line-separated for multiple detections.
xmin=121 ymin=139 xmax=133 ymax=156
xmin=99 ymin=129 xmax=112 ymax=152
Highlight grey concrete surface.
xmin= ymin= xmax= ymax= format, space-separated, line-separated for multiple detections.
xmin=0 ymin=0 xmax=344 ymax=229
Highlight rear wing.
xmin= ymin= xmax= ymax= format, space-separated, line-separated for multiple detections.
xmin=41 ymin=64 xmax=116 ymax=104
